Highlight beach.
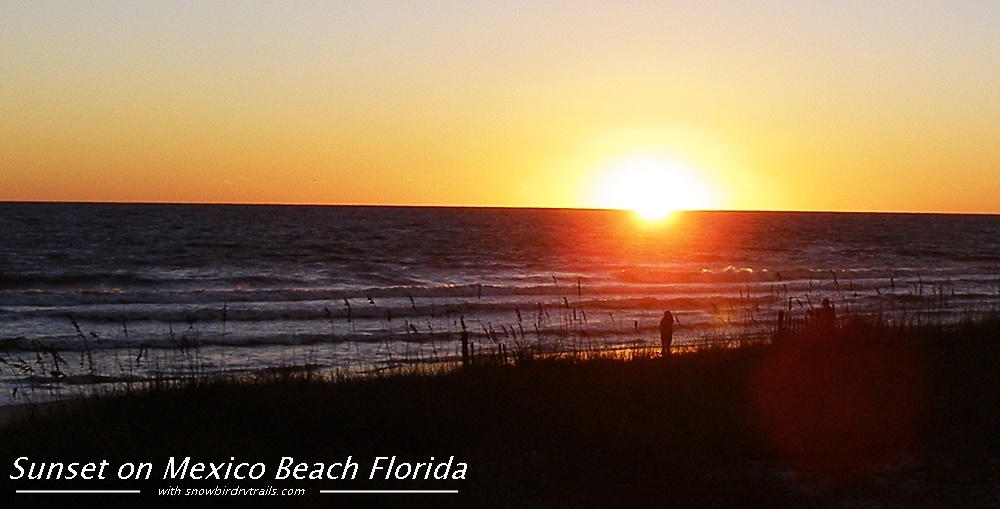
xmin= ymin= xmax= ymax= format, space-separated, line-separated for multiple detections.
xmin=3 ymin=316 xmax=999 ymax=507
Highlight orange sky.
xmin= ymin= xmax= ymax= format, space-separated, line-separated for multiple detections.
xmin=2 ymin=2 xmax=998 ymax=213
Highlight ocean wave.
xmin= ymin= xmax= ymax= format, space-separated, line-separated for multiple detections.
xmin=2 ymin=206 xmax=999 ymax=394
xmin=0 ymin=272 xmax=163 ymax=291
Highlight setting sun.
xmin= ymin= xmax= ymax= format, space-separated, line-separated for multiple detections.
xmin=592 ymin=156 xmax=719 ymax=221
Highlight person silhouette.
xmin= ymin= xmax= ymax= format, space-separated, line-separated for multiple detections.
xmin=659 ymin=310 xmax=674 ymax=357
xmin=817 ymin=298 xmax=836 ymax=330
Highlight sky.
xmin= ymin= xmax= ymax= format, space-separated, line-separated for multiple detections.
xmin=2 ymin=1 xmax=998 ymax=213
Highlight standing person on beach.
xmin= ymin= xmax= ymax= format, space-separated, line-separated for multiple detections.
xmin=817 ymin=298 xmax=836 ymax=329
xmin=659 ymin=310 xmax=674 ymax=357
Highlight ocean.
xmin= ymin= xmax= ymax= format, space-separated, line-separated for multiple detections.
xmin=1 ymin=203 xmax=998 ymax=405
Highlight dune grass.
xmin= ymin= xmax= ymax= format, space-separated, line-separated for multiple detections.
xmin=3 ymin=315 xmax=1000 ymax=508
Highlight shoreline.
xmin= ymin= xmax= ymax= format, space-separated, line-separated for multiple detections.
xmin=4 ymin=317 xmax=999 ymax=507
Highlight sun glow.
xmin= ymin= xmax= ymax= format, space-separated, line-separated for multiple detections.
xmin=592 ymin=157 xmax=718 ymax=221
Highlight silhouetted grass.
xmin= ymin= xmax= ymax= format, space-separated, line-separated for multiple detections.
xmin=3 ymin=315 xmax=999 ymax=508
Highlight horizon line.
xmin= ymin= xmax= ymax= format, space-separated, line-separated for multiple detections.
xmin=1 ymin=199 xmax=997 ymax=217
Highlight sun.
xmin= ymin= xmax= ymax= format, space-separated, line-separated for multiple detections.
xmin=592 ymin=156 xmax=718 ymax=221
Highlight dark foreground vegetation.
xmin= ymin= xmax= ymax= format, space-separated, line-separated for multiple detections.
xmin=3 ymin=317 xmax=1000 ymax=508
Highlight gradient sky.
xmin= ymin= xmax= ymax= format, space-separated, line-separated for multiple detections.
xmin=2 ymin=1 xmax=998 ymax=213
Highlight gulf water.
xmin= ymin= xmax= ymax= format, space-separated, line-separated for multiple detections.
xmin=2 ymin=203 xmax=998 ymax=404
